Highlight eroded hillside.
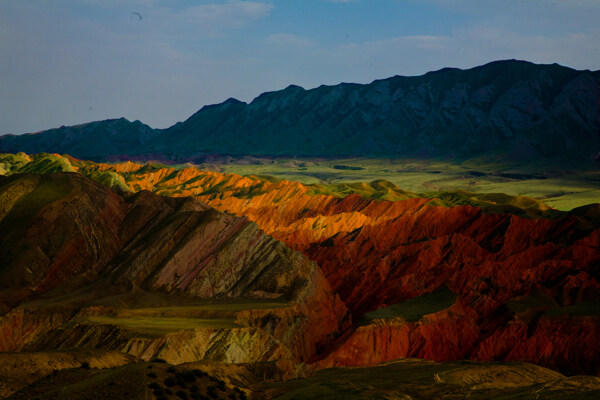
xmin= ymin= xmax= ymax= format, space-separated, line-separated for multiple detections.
xmin=1 ymin=153 xmax=600 ymax=377
xmin=0 ymin=171 xmax=348 ymax=378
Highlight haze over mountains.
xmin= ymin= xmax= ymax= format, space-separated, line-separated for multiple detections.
xmin=1 ymin=60 xmax=599 ymax=163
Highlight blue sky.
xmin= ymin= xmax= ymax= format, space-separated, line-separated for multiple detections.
xmin=1 ymin=0 xmax=599 ymax=135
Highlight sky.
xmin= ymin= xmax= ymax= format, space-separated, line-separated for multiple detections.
xmin=1 ymin=0 xmax=599 ymax=135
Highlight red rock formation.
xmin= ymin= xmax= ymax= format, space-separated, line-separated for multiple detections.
xmin=187 ymin=177 xmax=600 ymax=375
xmin=2 ymin=156 xmax=599 ymax=375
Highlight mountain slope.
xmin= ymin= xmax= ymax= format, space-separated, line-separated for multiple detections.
xmin=1 ymin=154 xmax=599 ymax=375
xmin=0 ymin=172 xmax=348 ymax=368
xmin=1 ymin=60 xmax=599 ymax=162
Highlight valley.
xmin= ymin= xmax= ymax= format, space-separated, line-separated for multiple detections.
xmin=192 ymin=156 xmax=600 ymax=211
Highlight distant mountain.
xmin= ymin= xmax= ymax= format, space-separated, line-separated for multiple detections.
xmin=1 ymin=60 xmax=599 ymax=162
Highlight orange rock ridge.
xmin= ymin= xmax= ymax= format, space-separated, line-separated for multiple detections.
xmin=10 ymin=157 xmax=600 ymax=375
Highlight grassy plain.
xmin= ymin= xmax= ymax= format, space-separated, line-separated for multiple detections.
xmin=206 ymin=157 xmax=600 ymax=210
xmin=76 ymin=301 xmax=290 ymax=336
xmin=362 ymin=288 xmax=457 ymax=323
xmin=2 ymin=152 xmax=599 ymax=210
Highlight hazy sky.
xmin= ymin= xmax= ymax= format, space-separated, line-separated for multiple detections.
xmin=1 ymin=0 xmax=599 ymax=135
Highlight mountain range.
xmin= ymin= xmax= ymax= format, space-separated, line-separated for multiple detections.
xmin=1 ymin=60 xmax=599 ymax=163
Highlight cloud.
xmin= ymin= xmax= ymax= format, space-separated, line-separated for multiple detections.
xmin=0 ymin=0 xmax=598 ymax=136
xmin=170 ymin=2 xmax=273 ymax=29
xmin=324 ymin=28 xmax=599 ymax=79
xmin=0 ymin=1 xmax=275 ymax=134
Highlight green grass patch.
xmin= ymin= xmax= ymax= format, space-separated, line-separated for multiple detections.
xmin=543 ymin=300 xmax=600 ymax=317
xmin=212 ymin=157 xmax=600 ymax=211
xmin=362 ymin=288 xmax=457 ymax=323
xmin=17 ymin=153 xmax=74 ymax=174
xmin=72 ymin=300 xmax=291 ymax=337
xmin=507 ymin=290 xmax=600 ymax=317
xmin=82 ymin=315 xmax=241 ymax=336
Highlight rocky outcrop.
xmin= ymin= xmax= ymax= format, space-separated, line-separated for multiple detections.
xmin=205 ymin=187 xmax=600 ymax=374
xmin=1 ymin=60 xmax=599 ymax=163
xmin=317 ymin=305 xmax=600 ymax=376
xmin=1 ymin=158 xmax=599 ymax=376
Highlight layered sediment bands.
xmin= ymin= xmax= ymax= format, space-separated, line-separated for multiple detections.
xmin=0 ymin=350 xmax=134 ymax=398
xmin=0 ymin=173 xmax=348 ymax=366
xmin=474 ymin=315 xmax=600 ymax=376
xmin=1 ymin=157 xmax=599 ymax=375
xmin=29 ymin=321 xmax=292 ymax=366
xmin=223 ymin=192 xmax=600 ymax=374
xmin=316 ymin=301 xmax=480 ymax=368
xmin=94 ymin=163 xmax=600 ymax=374
xmin=0 ymin=307 xmax=77 ymax=351
xmin=317 ymin=305 xmax=600 ymax=376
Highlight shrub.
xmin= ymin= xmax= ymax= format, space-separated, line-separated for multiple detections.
xmin=165 ymin=377 xmax=176 ymax=387
xmin=147 ymin=372 xmax=158 ymax=379
xmin=177 ymin=370 xmax=197 ymax=383
xmin=192 ymin=369 xmax=207 ymax=378
xmin=176 ymin=377 xmax=187 ymax=389
xmin=207 ymin=385 xmax=219 ymax=398
xmin=176 ymin=390 xmax=189 ymax=400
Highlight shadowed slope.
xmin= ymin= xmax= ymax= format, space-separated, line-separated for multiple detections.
xmin=1 ymin=154 xmax=599 ymax=375
xmin=0 ymin=172 xmax=348 ymax=369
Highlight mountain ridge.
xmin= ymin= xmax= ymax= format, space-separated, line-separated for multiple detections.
xmin=0 ymin=172 xmax=349 ymax=369
xmin=1 ymin=59 xmax=599 ymax=163
xmin=1 ymin=153 xmax=599 ymax=376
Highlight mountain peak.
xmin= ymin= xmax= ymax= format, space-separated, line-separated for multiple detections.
xmin=223 ymin=97 xmax=245 ymax=105
xmin=284 ymin=84 xmax=305 ymax=91
xmin=1 ymin=60 xmax=598 ymax=162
